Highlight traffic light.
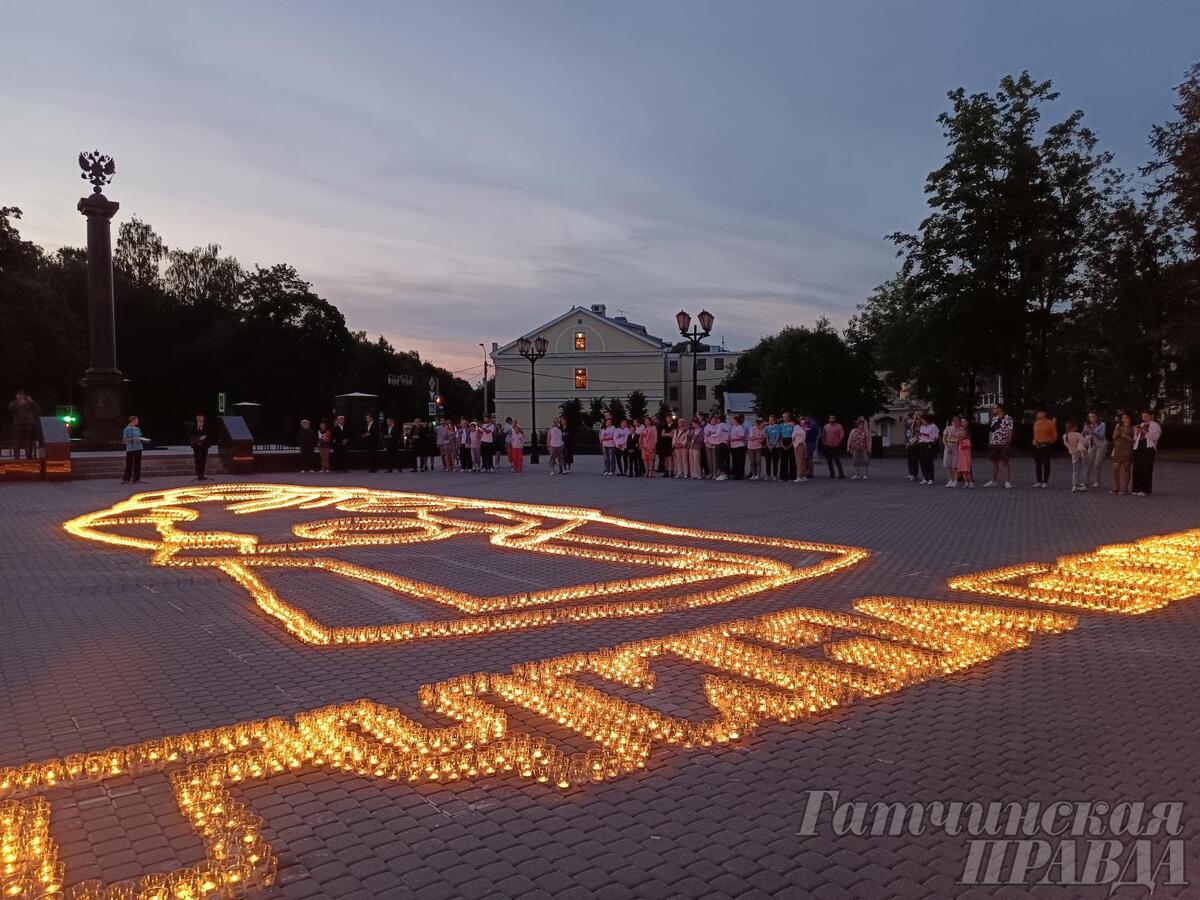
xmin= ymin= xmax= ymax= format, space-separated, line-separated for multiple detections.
xmin=57 ymin=405 xmax=78 ymax=428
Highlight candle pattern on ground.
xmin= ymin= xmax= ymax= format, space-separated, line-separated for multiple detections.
xmin=0 ymin=597 xmax=1077 ymax=898
xmin=947 ymin=528 xmax=1200 ymax=614
xmin=62 ymin=484 xmax=870 ymax=646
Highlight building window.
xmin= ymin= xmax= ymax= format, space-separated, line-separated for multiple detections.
xmin=695 ymin=358 xmax=707 ymax=371
xmin=714 ymin=357 xmax=724 ymax=370
xmin=669 ymin=386 xmax=679 ymax=401
xmin=574 ymin=331 xmax=587 ymax=351
xmin=696 ymin=385 xmax=707 ymax=400
xmin=668 ymin=359 xmax=678 ymax=373
xmin=575 ymin=368 xmax=588 ymax=389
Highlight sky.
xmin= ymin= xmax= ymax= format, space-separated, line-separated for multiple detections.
xmin=3 ymin=1 xmax=1198 ymax=379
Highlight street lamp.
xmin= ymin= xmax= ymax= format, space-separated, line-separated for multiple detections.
xmin=517 ymin=334 xmax=549 ymax=463
xmin=676 ymin=309 xmax=714 ymax=420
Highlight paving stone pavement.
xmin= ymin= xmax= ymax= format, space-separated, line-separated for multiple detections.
xmin=2 ymin=455 xmax=1200 ymax=898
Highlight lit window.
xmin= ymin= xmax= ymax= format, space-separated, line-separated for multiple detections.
xmin=575 ymin=331 xmax=587 ymax=351
xmin=668 ymin=359 xmax=678 ymax=373
xmin=575 ymin=368 xmax=588 ymax=389
xmin=714 ymin=357 xmax=724 ymax=370
xmin=695 ymin=358 xmax=707 ymax=371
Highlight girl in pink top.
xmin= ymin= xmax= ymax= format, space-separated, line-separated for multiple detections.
xmin=956 ymin=430 xmax=974 ymax=487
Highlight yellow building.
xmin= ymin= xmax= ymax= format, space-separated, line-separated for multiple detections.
xmin=492 ymin=305 xmax=743 ymax=430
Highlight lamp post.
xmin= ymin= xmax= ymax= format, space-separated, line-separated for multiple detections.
xmin=517 ymin=335 xmax=548 ymax=463
xmin=676 ymin=309 xmax=714 ymax=420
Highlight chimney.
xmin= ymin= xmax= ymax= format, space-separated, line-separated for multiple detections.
xmin=590 ymin=304 xmax=607 ymax=317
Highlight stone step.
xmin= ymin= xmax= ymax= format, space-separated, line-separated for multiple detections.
xmin=70 ymin=455 xmax=229 ymax=480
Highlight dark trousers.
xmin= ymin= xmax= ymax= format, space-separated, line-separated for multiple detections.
xmin=918 ymin=443 xmax=936 ymax=482
xmin=1033 ymin=445 xmax=1052 ymax=484
xmin=779 ymin=441 xmax=795 ymax=481
xmin=627 ymin=449 xmax=641 ymax=477
xmin=1132 ymin=446 xmax=1156 ymax=494
xmin=386 ymin=446 xmax=399 ymax=471
xmin=824 ymin=447 xmax=845 ymax=478
xmin=122 ymin=450 xmax=142 ymax=482
xmin=907 ymin=444 xmax=920 ymax=479
xmin=365 ymin=446 xmax=378 ymax=472
xmin=716 ymin=443 xmax=731 ymax=477
xmin=459 ymin=446 xmax=471 ymax=471
xmin=615 ymin=448 xmax=627 ymax=474
xmin=193 ymin=446 xmax=208 ymax=478
xmin=731 ymin=446 xmax=746 ymax=479
xmin=15 ymin=428 xmax=36 ymax=459
xmin=333 ymin=445 xmax=348 ymax=472
xmin=481 ymin=443 xmax=494 ymax=470
xmin=299 ymin=447 xmax=315 ymax=471
xmin=766 ymin=447 xmax=780 ymax=478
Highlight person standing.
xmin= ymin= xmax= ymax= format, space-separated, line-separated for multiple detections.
xmin=600 ymin=418 xmax=616 ymax=475
xmin=747 ymin=417 xmax=765 ymax=481
xmin=8 ymin=389 xmax=40 ymax=459
xmin=1110 ymin=412 xmax=1135 ymax=495
xmin=480 ymin=416 xmax=496 ymax=471
xmin=502 ymin=417 xmax=514 ymax=470
xmin=803 ymin=416 xmax=820 ymax=479
xmin=904 ymin=412 xmax=921 ymax=482
xmin=790 ymin=416 xmax=807 ymax=483
xmin=317 ymin=420 xmax=332 ymax=473
xmin=384 ymin=417 xmax=402 ymax=472
xmin=547 ymin=418 xmax=564 ymax=474
xmin=729 ymin=415 xmax=747 ymax=480
xmin=956 ymin=428 xmax=974 ymax=488
xmin=121 ymin=415 xmax=146 ymax=484
xmin=941 ymin=416 xmax=964 ymax=488
xmin=1063 ymin=421 xmax=1088 ymax=493
xmin=509 ymin=419 xmax=525 ymax=473
xmin=331 ymin=415 xmax=350 ymax=472
xmin=469 ymin=421 xmax=483 ymax=471
xmin=983 ymin=404 xmax=1014 ymax=488
xmin=821 ymin=415 xmax=845 ymax=479
xmin=612 ymin=419 xmax=630 ymax=476
xmin=1031 ymin=409 xmax=1057 ymax=488
xmin=713 ymin=415 xmax=731 ymax=481
xmin=1131 ymin=410 xmax=1163 ymax=496
xmin=408 ymin=418 xmax=424 ymax=472
xmin=671 ymin=419 xmax=689 ymax=478
xmin=362 ymin=413 xmax=380 ymax=473
xmin=688 ymin=416 xmax=704 ymax=480
xmin=637 ymin=416 xmax=657 ymax=478
xmin=562 ymin=417 xmax=575 ymax=474
xmin=764 ymin=415 xmax=781 ymax=481
xmin=457 ymin=419 xmax=473 ymax=472
xmin=1082 ymin=411 xmax=1108 ymax=488
xmin=847 ymin=417 xmax=871 ymax=480
xmin=917 ymin=414 xmax=940 ymax=485
xmin=296 ymin=419 xmax=316 ymax=473
xmin=190 ymin=413 xmax=212 ymax=481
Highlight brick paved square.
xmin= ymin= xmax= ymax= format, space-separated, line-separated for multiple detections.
xmin=2 ymin=457 xmax=1198 ymax=898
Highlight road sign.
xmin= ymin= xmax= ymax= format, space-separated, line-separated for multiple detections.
xmin=217 ymin=392 xmax=226 ymax=414
xmin=427 ymin=402 xmax=437 ymax=415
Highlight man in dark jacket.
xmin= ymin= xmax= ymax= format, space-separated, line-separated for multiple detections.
xmin=332 ymin=415 xmax=350 ymax=472
xmin=362 ymin=413 xmax=380 ymax=473
xmin=296 ymin=419 xmax=317 ymax=473
xmin=190 ymin=413 xmax=212 ymax=480
xmin=384 ymin=416 xmax=401 ymax=472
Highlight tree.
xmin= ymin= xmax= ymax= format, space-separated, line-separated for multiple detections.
xmin=115 ymin=217 xmax=166 ymax=288
xmin=855 ymin=72 xmax=1113 ymax=416
xmin=165 ymin=244 xmax=243 ymax=309
xmin=585 ymin=396 xmax=606 ymax=428
xmin=626 ymin=390 xmax=648 ymax=422
xmin=559 ymin=398 xmax=584 ymax=433
xmin=605 ymin=397 xmax=627 ymax=425
xmin=724 ymin=320 xmax=885 ymax=425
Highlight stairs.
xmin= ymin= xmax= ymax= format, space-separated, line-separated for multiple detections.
xmin=70 ymin=453 xmax=229 ymax=480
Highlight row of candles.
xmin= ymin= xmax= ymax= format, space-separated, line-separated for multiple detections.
xmin=63 ymin=484 xmax=870 ymax=648
xmin=948 ymin=528 xmax=1200 ymax=614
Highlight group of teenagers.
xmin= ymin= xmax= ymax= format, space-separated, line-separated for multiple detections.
xmin=902 ymin=404 xmax=1164 ymax=495
xmin=596 ymin=412 xmax=867 ymax=481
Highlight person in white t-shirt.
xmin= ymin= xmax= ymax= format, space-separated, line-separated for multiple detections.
xmin=714 ymin=416 xmax=732 ymax=481
xmin=479 ymin=416 xmax=496 ymax=471
xmin=547 ymin=420 xmax=564 ymax=474
xmin=729 ymin=415 xmax=747 ymax=480
xmin=612 ymin=420 xmax=631 ymax=476
xmin=916 ymin=415 xmax=941 ymax=484
xmin=1131 ymin=410 xmax=1163 ymax=496
xmin=791 ymin=420 xmax=807 ymax=483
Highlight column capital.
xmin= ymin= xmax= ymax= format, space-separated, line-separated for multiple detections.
xmin=77 ymin=192 xmax=120 ymax=219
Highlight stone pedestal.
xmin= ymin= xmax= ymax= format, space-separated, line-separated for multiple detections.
xmin=78 ymin=191 xmax=125 ymax=449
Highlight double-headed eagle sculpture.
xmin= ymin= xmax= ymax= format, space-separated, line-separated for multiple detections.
xmin=79 ymin=149 xmax=115 ymax=193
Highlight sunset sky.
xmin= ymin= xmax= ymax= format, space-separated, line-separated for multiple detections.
xmin=3 ymin=1 xmax=1197 ymax=378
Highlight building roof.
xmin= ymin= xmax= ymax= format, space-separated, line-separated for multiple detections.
xmin=493 ymin=306 xmax=667 ymax=354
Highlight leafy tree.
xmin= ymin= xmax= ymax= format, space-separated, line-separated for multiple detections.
xmin=115 ymin=217 xmax=166 ymax=288
xmin=626 ymin=389 xmax=648 ymax=422
xmin=854 ymin=72 xmax=1112 ymax=415
xmin=559 ymin=398 xmax=584 ymax=433
xmin=165 ymin=244 xmax=243 ymax=309
xmin=585 ymin=396 xmax=606 ymax=428
xmin=724 ymin=319 xmax=885 ymax=424
xmin=605 ymin=396 xmax=627 ymax=425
